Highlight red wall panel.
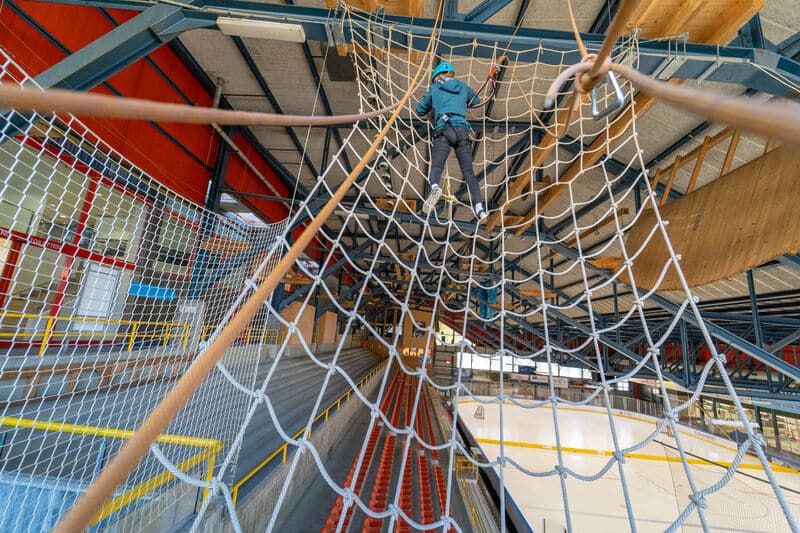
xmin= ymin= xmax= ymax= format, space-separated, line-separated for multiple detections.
xmin=1 ymin=1 xmax=284 ymax=211
xmin=0 ymin=0 xmax=340 ymax=268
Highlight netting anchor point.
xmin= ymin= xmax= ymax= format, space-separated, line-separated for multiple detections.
xmin=689 ymin=494 xmax=708 ymax=510
xmin=751 ymin=433 xmax=766 ymax=449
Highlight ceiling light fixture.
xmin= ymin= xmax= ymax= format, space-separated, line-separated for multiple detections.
xmin=217 ymin=17 xmax=306 ymax=43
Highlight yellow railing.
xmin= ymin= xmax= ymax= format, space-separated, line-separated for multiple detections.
xmin=0 ymin=312 xmax=287 ymax=356
xmin=199 ymin=325 xmax=285 ymax=345
xmin=230 ymin=360 xmax=387 ymax=506
xmin=0 ymin=416 xmax=222 ymax=525
xmin=0 ymin=312 xmax=190 ymax=356
xmin=455 ymin=456 xmax=486 ymax=533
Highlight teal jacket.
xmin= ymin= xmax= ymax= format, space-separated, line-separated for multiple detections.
xmin=415 ymin=78 xmax=480 ymax=132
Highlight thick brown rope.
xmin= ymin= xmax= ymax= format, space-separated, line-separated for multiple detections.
xmin=546 ymin=0 xmax=800 ymax=146
xmin=51 ymin=3 xmax=445 ymax=531
xmin=0 ymin=83 xmax=395 ymax=127
xmin=586 ymin=0 xmax=641 ymax=82
xmin=616 ymin=63 xmax=800 ymax=145
xmin=546 ymin=59 xmax=800 ymax=146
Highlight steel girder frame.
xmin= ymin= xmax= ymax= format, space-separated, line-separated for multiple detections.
xmin=33 ymin=4 xmax=215 ymax=90
xmin=352 ymin=233 xmax=667 ymax=379
xmin=33 ymin=0 xmax=800 ymax=96
xmin=543 ymin=234 xmax=800 ymax=383
xmin=373 ymin=222 xmax=798 ymax=397
xmin=302 ymin=195 xmax=800 ymax=385
xmin=168 ymin=38 xmax=308 ymax=198
xmin=298 ymin=212 xmax=800 ymax=398
xmin=280 ymin=239 xmax=374 ymax=310
xmin=38 ymin=0 xmax=794 ymax=394
xmin=351 ymin=270 xmax=604 ymax=372
xmin=12 ymin=0 xmax=312 ymax=205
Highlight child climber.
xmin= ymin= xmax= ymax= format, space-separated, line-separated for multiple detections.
xmin=415 ymin=61 xmax=487 ymax=222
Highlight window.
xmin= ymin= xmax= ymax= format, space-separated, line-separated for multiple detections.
xmin=152 ymin=213 xmax=197 ymax=276
xmin=86 ymin=183 xmax=146 ymax=261
xmin=0 ymin=141 xmax=88 ymax=241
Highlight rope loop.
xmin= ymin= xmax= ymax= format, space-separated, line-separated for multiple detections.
xmin=577 ymin=54 xmax=612 ymax=95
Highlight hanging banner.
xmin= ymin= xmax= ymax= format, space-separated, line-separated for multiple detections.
xmin=752 ymin=398 xmax=800 ymax=416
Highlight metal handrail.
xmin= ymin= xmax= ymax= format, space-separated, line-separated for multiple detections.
xmin=0 ymin=416 xmax=222 ymax=525
xmin=0 ymin=311 xmax=287 ymax=356
xmin=0 ymin=311 xmax=190 ymax=356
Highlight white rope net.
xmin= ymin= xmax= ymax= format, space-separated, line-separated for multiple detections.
xmin=1 ymin=7 xmax=799 ymax=533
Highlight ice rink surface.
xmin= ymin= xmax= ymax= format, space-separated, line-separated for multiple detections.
xmin=458 ymin=398 xmax=800 ymax=532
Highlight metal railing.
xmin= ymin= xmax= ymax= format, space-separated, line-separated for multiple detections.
xmin=0 ymin=416 xmax=222 ymax=526
xmin=455 ymin=456 xmax=490 ymax=533
xmin=0 ymin=311 xmax=190 ymax=356
xmin=0 ymin=311 xmax=287 ymax=356
xmin=199 ymin=325 xmax=284 ymax=345
xmin=229 ymin=360 xmax=387 ymax=506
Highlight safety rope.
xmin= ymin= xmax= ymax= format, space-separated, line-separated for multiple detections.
xmin=0 ymin=83 xmax=396 ymax=128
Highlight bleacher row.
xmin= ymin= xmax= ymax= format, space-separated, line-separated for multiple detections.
xmin=321 ymin=369 xmax=453 ymax=532
xmin=232 ymin=347 xmax=384 ymax=500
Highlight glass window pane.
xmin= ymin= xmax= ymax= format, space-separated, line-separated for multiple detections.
xmin=153 ymin=213 xmax=197 ymax=276
xmin=3 ymin=245 xmax=65 ymax=321
xmin=86 ymin=184 xmax=146 ymax=261
xmin=0 ymin=139 xmax=88 ymax=241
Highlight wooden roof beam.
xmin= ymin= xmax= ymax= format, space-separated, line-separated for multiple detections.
xmin=486 ymin=104 xmax=574 ymax=232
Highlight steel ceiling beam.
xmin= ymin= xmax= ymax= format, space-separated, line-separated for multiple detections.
xmin=542 ymin=232 xmax=800 ymax=383
xmin=463 ymin=0 xmax=514 ymax=24
xmin=33 ymin=4 xmax=215 ymax=90
xmin=589 ymin=0 xmax=620 ymax=34
xmin=167 ymin=38 xmax=308 ymax=198
xmin=34 ymin=0 xmax=800 ymax=95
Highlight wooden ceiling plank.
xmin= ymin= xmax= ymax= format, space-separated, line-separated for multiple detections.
xmin=624 ymin=145 xmax=800 ymax=290
xmin=653 ymin=127 xmax=733 ymax=179
xmin=659 ymin=0 xmax=709 ymax=36
xmin=650 ymin=168 xmax=665 ymax=190
xmin=588 ymin=256 xmax=624 ymax=271
xmin=706 ymin=0 xmax=764 ymax=44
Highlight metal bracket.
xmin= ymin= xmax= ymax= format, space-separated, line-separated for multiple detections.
xmin=324 ymin=21 xmax=347 ymax=48
xmin=591 ymin=71 xmax=624 ymax=120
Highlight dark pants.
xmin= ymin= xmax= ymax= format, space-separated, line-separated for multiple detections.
xmin=429 ymin=125 xmax=481 ymax=207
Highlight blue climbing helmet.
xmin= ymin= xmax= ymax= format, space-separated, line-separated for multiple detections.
xmin=431 ymin=61 xmax=454 ymax=82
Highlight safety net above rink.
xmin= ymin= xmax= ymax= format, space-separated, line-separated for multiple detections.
xmin=1 ymin=3 xmax=800 ymax=533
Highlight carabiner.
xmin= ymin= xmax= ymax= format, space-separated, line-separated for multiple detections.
xmin=591 ymin=71 xmax=624 ymax=120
